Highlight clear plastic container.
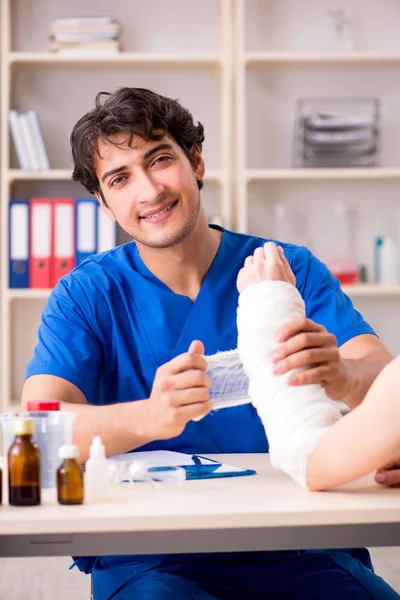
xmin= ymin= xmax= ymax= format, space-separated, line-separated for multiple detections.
xmin=1 ymin=411 xmax=76 ymax=489
xmin=327 ymin=202 xmax=359 ymax=285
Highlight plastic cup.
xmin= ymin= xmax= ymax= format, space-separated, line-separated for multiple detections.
xmin=1 ymin=411 xmax=76 ymax=489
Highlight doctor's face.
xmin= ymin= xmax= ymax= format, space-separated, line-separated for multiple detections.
xmin=94 ymin=132 xmax=205 ymax=249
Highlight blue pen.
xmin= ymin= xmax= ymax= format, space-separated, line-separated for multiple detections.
xmin=148 ymin=455 xmax=222 ymax=479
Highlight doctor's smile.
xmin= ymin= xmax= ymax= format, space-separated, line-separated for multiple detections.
xmin=139 ymin=198 xmax=179 ymax=222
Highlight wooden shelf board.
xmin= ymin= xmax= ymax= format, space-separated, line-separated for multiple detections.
xmin=245 ymin=51 xmax=400 ymax=66
xmin=8 ymin=169 xmax=222 ymax=183
xmin=342 ymin=284 xmax=400 ymax=297
xmin=8 ymin=51 xmax=221 ymax=66
xmin=246 ymin=168 xmax=400 ymax=181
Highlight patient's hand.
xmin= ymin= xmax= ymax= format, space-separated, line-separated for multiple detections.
xmin=375 ymin=458 xmax=400 ymax=488
xmin=237 ymin=242 xmax=296 ymax=294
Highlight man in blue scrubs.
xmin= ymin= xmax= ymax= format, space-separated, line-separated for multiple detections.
xmin=22 ymin=88 xmax=398 ymax=599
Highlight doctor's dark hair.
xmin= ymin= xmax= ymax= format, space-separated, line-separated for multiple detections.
xmin=70 ymin=87 xmax=205 ymax=194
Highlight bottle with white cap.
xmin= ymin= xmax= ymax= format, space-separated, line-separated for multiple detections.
xmin=57 ymin=444 xmax=84 ymax=505
xmin=379 ymin=236 xmax=400 ymax=285
xmin=84 ymin=436 xmax=110 ymax=503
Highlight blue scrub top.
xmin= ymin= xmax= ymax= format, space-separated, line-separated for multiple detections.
xmin=26 ymin=226 xmax=375 ymax=578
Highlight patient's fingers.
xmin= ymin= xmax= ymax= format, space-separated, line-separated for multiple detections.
xmin=263 ymin=241 xmax=281 ymax=262
xmin=239 ymin=242 xmax=295 ymax=289
xmin=253 ymin=246 xmax=265 ymax=265
xmin=277 ymin=245 xmax=296 ymax=286
xmin=263 ymin=242 xmax=286 ymax=281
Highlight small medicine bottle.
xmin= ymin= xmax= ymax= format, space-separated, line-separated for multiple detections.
xmin=8 ymin=418 xmax=41 ymax=506
xmin=85 ymin=436 xmax=110 ymax=503
xmin=57 ymin=445 xmax=84 ymax=505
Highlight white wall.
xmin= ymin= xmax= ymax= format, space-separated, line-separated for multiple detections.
xmin=246 ymin=0 xmax=400 ymax=53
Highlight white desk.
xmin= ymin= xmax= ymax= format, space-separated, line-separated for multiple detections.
xmin=0 ymin=454 xmax=399 ymax=558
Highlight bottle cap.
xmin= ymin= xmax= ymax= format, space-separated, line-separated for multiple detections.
xmin=27 ymin=399 xmax=60 ymax=411
xmin=12 ymin=418 xmax=34 ymax=436
xmin=89 ymin=436 xmax=106 ymax=460
xmin=59 ymin=444 xmax=79 ymax=460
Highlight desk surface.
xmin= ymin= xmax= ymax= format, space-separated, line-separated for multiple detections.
xmin=0 ymin=454 xmax=400 ymax=557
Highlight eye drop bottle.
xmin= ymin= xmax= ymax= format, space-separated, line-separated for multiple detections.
xmin=85 ymin=436 xmax=110 ymax=503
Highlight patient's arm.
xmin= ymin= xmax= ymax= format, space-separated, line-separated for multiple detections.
xmin=307 ymin=356 xmax=400 ymax=490
xmin=237 ymin=242 xmax=400 ymax=491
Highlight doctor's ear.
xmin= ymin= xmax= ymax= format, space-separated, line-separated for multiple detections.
xmin=190 ymin=144 xmax=205 ymax=186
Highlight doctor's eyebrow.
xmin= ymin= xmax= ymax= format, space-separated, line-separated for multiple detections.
xmin=101 ymin=165 xmax=128 ymax=183
xmin=143 ymin=143 xmax=174 ymax=160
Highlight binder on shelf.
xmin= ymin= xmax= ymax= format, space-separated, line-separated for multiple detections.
xmin=26 ymin=110 xmax=51 ymax=170
xmin=29 ymin=198 xmax=52 ymax=288
xmin=19 ymin=112 xmax=41 ymax=170
xmin=75 ymin=198 xmax=97 ymax=265
xmin=8 ymin=110 xmax=30 ymax=170
xmin=52 ymin=198 xmax=76 ymax=286
xmin=9 ymin=199 xmax=30 ymax=288
xmin=97 ymin=205 xmax=117 ymax=253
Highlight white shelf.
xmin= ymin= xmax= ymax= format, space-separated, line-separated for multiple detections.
xmin=8 ymin=51 xmax=222 ymax=66
xmin=7 ymin=289 xmax=52 ymax=301
xmin=245 ymin=51 xmax=400 ymax=66
xmin=8 ymin=168 xmax=223 ymax=183
xmin=246 ymin=168 xmax=400 ymax=182
xmin=8 ymin=284 xmax=400 ymax=302
xmin=6 ymin=285 xmax=400 ymax=302
xmin=16 ymin=167 xmax=396 ymax=184
xmin=8 ymin=169 xmax=73 ymax=182
xmin=342 ymin=284 xmax=400 ymax=297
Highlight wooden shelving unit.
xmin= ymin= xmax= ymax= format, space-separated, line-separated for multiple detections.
xmin=0 ymin=0 xmax=234 ymax=411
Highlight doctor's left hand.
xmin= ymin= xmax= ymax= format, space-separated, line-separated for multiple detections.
xmin=271 ymin=317 xmax=352 ymax=400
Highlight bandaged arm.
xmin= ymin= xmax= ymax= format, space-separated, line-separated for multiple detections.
xmin=237 ymin=281 xmax=400 ymax=490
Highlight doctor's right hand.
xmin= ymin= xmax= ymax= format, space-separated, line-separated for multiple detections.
xmin=145 ymin=340 xmax=212 ymax=440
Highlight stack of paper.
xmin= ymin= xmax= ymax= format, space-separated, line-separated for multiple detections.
xmin=49 ymin=16 xmax=121 ymax=55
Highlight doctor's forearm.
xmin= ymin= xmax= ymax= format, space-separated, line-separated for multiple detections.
xmin=59 ymin=399 xmax=155 ymax=462
xmin=340 ymin=348 xmax=393 ymax=409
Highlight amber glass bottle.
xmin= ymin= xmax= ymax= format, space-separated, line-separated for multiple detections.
xmin=8 ymin=418 xmax=41 ymax=506
xmin=57 ymin=445 xmax=84 ymax=505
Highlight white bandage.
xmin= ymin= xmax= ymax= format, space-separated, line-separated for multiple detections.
xmin=237 ymin=280 xmax=342 ymax=488
xmin=206 ymin=349 xmax=250 ymax=410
